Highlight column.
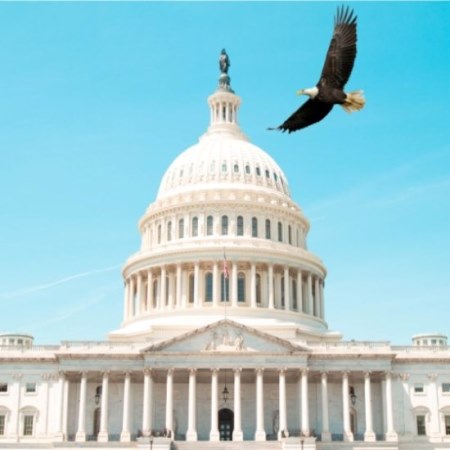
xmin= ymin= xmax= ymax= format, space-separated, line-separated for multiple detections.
xmin=10 ymin=373 xmax=22 ymax=440
xmin=321 ymin=372 xmax=331 ymax=442
xmin=168 ymin=272 xmax=175 ymax=309
xmin=278 ymin=369 xmax=288 ymax=439
xmin=385 ymin=372 xmax=398 ymax=441
xmin=38 ymin=374 xmax=50 ymax=438
xmin=429 ymin=374 xmax=441 ymax=441
xmin=147 ymin=270 xmax=153 ymax=311
xmin=194 ymin=263 xmax=200 ymax=307
xmin=297 ymin=271 xmax=303 ymax=312
xmin=306 ymin=273 xmax=313 ymax=314
xmin=76 ymin=373 xmax=87 ymax=441
xmin=176 ymin=265 xmax=182 ymax=309
xmin=364 ymin=372 xmax=376 ymax=441
xmin=136 ymin=272 xmax=143 ymax=315
xmin=98 ymin=372 xmax=109 ymax=442
xmin=62 ymin=378 xmax=69 ymax=438
xmin=342 ymin=372 xmax=353 ymax=442
xmin=300 ymin=369 xmax=310 ymax=437
xmin=142 ymin=369 xmax=153 ymax=435
xmin=213 ymin=262 xmax=219 ymax=307
xmin=268 ymin=265 xmax=274 ymax=309
xmin=165 ymin=369 xmax=174 ymax=437
xmin=250 ymin=263 xmax=257 ymax=308
xmin=233 ymin=369 xmax=243 ymax=441
xmin=123 ymin=279 xmax=129 ymax=320
xmin=284 ymin=267 xmax=290 ymax=311
xmin=129 ymin=276 xmax=135 ymax=316
xmin=186 ymin=369 xmax=197 ymax=441
xmin=319 ymin=279 xmax=325 ymax=319
xmin=55 ymin=372 xmax=65 ymax=441
xmin=255 ymin=369 xmax=266 ymax=441
xmin=210 ymin=369 xmax=220 ymax=441
xmin=120 ymin=373 xmax=131 ymax=442
xmin=160 ymin=266 xmax=167 ymax=309
xmin=314 ymin=276 xmax=320 ymax=317
xmin=231 ymin=262 xmax=238 ymax=307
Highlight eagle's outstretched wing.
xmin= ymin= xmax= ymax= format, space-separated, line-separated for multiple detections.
xmin=270 ymin=99 xmax=333 ymax=133
xmin=319 ymin=6 xmax=357 ymax=89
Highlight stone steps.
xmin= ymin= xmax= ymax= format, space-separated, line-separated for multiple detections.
xmin=173 ymin=441 xmax=281 ymax=450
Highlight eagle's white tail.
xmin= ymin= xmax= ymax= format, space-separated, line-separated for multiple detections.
xmin=342 ymin=90 xmax=365 ymax=113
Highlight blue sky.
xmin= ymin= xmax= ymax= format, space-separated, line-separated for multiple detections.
xmin=0 ymin=2 xmax=449 ymax=345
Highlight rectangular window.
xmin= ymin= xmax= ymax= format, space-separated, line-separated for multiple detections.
xmin=0 ymin=415 xmax=5 ymax=435
xmin=0 ymin=383 xmax=7 ymax=393
xmin=25 ymin=383 xmax=36 ymax=393
xmin=23 ymin=415 xmax=33 ymax=436
xmin=416 ymin=415 xmax=426 ymax=435
xmin=414 ymin=383 xmax=424 ymax=393
xmin=442 ymin=383 xmax=450 ymax=393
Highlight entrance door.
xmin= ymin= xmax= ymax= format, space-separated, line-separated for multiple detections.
xmin=218 ymin=408 xmax=234 ymax=441
xmin=93 ymin=407 xmax=101 ymax=436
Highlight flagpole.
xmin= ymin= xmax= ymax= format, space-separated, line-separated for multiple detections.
xmin=223 ymin=248 xmax=228 ymax=320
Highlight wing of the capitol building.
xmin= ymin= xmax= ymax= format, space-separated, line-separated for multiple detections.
xmin=1 ymin=54 xmax=449 ymax=450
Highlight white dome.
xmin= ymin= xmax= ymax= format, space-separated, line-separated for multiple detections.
xmin=157 ymin=133 xmax=290 ymax=200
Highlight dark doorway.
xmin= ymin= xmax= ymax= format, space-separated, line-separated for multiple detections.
xmin=93 ymin=407 xmax=101 ymax=436
xmin=218 ymin=408 xmax=234 ymax=441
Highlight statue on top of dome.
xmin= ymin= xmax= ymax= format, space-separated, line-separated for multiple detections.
xmin=219 ymin=49 xmax=230 ymax=74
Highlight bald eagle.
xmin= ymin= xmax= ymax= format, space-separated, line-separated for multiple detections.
xmin=270 ymin=6 xmax=365 ymax=133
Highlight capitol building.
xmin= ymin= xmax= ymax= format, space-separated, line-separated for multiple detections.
xmin=1 ymin=56 xmax=449 ymax=450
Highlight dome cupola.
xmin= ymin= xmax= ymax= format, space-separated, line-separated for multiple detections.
xmin=110 ymin=51 xmax=338 ymax=344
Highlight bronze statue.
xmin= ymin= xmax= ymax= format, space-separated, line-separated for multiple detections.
xmin=219 ymin=49 xmax=230 ymax=74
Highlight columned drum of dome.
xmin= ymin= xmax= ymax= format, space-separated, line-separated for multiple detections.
xmin=110 ymin=57 xmax=338 ymax=343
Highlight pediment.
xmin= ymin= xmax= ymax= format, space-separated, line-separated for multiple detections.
xmin=142 ymin=319 xmax=307 ymax=355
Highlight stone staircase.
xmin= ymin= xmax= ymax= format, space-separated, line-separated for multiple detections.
xmin=173 ymin=441 xmax=282 ymax=450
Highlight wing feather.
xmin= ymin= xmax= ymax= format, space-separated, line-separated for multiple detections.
xmin=319 ymin=5 xmax=357 ymax=89
xmin=272 ymin=99 xmax=333 ymax=133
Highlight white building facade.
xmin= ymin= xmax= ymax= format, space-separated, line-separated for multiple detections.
xmin=1 ymin=60 xmax=449 ymax=450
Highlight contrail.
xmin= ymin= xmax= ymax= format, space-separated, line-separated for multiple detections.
xmin=0 ymin=264 xmax=122 ymax=300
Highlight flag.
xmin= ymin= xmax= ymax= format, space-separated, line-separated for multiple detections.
xmin=223 ymin=251 xmax=229 ymax=279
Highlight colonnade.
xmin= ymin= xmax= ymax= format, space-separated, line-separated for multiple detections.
xmin=123 ymin=262 xmax=325 ymax=321
xmin=54 ymin=368 xmax=398 ymax=443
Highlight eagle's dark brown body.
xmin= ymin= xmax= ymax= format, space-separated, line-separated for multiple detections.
xmin=271 ymin=6 xmax=365 ymax=133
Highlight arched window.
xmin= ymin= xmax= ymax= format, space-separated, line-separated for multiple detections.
xmin=256 ymin=274 xmax=262 ymax=304
xmin=245 ymin=164 xmax=251 ymax=174
xmin=281 ymin=276 xmax=285 ymax=307
xmin=192 ymin=217 xmax=198 ymax=237
xmin=256 ymin=166 xmax=261 ymax=176
xmin=222 ymin=161 xmax=227 ymax=172
xmin=167 ymin=221 xmax=172 ymax=241
xmin=207 ymin=216 xmax=214 ymax=236
xmin=252 ymin=217 xmax=258 ymax=237
xmin=157 ymin=224 xmax=162 ymax=244
xmin=221 ymin=215 xmax=229 ymax=235
xmin=205 ymin=273 xmax=213 ymax=302
xmin=188 ymin=274 xmax=195 ymax=304
xmin=152 ymin=280 xmax=158 ymax=308
xmin=237 ymin=216 xmax=244 ymax=236
xmin=278 ymin=221 xmax=283 ymax=242
xmin=237 ymin=272 xmax=246 ymax=302
xmin=221 ymin=273 xmax=230 ymax=302
xmin=288 ymin=225 xmax=292 ymax=245
xmin=233 ymin=163 xmax=239 ymax=173
xmin=178 ymin=219 xmax=184 ymax=239
xmin=265 ymin=219 xmax=271 ymax=239
xmin=265 ymin=169 xmax=270 ymax=178
xmin=0 ymin=407 xmax=10 ymax=436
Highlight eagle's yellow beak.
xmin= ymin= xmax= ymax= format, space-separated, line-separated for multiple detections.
xmin=296 ymin=89 xmax=305 ymax=96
